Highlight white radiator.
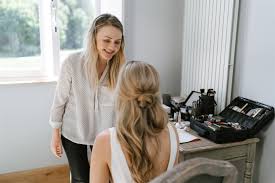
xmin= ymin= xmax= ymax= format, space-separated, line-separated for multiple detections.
xmin=180 ymin=0 xmax=239 ymax=112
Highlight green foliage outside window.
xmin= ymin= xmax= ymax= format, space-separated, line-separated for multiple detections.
xmin=0 ymin=0 xmax=40 ymax=57
xmin=59 ymin=0 xmax=89 ymax=49
xmin=0 ymin=0 xmax=90 ymax=58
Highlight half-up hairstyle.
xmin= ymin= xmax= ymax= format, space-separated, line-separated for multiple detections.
xmin=83 ymin=13 xmax=125 ymax=89
xmin=115 ymin=61 xmax=168 ymax=183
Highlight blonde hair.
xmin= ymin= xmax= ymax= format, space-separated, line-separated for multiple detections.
xmin=83 ymin=14 xmax=125 ymax=89
xmin=115 ymin=61 xmax=168 ymax=183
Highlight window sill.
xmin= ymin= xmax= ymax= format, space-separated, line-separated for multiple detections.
xmin=0 ymin=76 xmax=58 ymax=85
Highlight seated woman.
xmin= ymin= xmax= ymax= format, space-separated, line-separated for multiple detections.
xmin=89 ymin=61 xmax=180 ymax=183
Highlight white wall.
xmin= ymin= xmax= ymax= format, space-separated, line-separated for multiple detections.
xmin=124 ymin=0 xmax=183 ymax=96
xmin=0 ymin=83 xmax=67 ymax=173
xmin=233 ymin=0 xmax=275 ymax=182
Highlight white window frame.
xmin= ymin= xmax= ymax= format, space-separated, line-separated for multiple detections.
xmin=41 ymin=0 xmax=60 ymax=80
xmin=0 ymin=0 xmax=124 ymax=84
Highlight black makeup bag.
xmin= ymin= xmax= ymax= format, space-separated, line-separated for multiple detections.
xmin=190 ymin=97 xmax=274 ymax=143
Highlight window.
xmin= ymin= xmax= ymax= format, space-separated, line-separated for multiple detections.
xmin=0 ymin=0 xmax=123 ymax=83
xmin=57 ymin=0 xmax=96 ymax=66
xmin=0 ymin=0 xmax=42 ymax=82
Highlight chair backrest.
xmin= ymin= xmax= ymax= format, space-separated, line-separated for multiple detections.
xmin=150 ymin=158 xmax=238 ymax=183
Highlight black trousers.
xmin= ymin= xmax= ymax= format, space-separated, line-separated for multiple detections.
xmin=61 ymin=135 xmax=93 ymax=183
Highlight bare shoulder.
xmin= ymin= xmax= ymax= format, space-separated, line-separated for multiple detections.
xmin=90 ymin=129 xmax=112 ymax=183
xmin=92 ymin=129 xmax=112 ymax=165
xmin=94 ymin=129 xmax=111 ymax=146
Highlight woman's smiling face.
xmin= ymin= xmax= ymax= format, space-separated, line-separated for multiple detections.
xmin=96 ymin=25 xmax=122 ymax=63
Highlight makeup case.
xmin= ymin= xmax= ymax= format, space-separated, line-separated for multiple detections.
xmin=190 ymin=97 xmax=274 ymax=143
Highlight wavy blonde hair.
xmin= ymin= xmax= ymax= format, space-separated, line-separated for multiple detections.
xmin=83 ymin=14 xmax=125 ymax=89
xmin=115 ymin=61 xmax=168 ymax=183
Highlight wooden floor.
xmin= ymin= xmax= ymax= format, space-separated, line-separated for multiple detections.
xmin=0 ymin=164 xmax=70 ymax=183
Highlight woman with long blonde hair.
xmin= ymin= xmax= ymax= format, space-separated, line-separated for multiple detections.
xmin=90 ymin=61 xmax=179 ymax=183
xmin=49 ymin=14 xmax=125 ymax=183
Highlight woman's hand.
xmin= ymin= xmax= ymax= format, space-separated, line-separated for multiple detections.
xmin=51 ymin=128 xmax=63 ymax=158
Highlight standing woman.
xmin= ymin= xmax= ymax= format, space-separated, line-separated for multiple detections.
xmin=49 ymin=14 xmax=125 ymax=183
